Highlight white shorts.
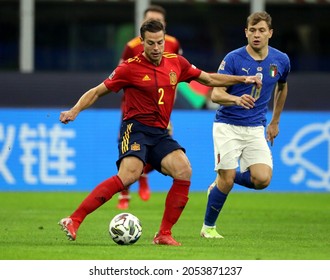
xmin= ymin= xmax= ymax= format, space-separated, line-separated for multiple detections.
xmin=213 ymin=123 xmax=273 ymax=172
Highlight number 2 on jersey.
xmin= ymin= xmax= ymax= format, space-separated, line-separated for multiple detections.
xmin=158 ymin=88 xmax=165 ymax=105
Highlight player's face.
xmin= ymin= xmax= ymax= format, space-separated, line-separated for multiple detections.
xmin=142 ymin=31 xmax=165 ymax=65
xmin=245 ymin=20 xmax=273 ymax=52
xmin=144 ymin=11 xmax=166 ymax=27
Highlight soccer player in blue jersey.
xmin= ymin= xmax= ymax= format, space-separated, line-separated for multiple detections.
xmin=200 ymin=11 xmax=291 ymax=238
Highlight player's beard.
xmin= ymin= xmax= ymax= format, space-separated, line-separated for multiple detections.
xmin=146 ymin=51 xmax=162 ymax=65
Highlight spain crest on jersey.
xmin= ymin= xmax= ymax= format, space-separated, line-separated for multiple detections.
xmin=269 ymin=64 xmax=278 ymax=77
xmin=131 ymin=142 xmax=140 ymax=151
xmin=169 ymin=71 xmax=177 ymax=86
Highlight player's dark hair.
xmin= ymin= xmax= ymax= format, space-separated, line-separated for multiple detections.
xmin=144 ymin=5 xmax=166 ymax=18
xmin=140 ymin=19 xmax=165 ymax=40
xmin=247 ymin=11 xmax=272 ymax=29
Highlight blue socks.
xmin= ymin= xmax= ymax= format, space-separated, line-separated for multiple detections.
xmin=234 ymin=170 xmax=255 ymax=189
xmin=204 ymin=186 xmax=228 ymax=227
xmin=203 ymin=171 xmax=254 ymax=227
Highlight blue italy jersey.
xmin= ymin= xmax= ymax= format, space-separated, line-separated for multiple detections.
xmin=214 ymin=46 xmax=290 ymax=127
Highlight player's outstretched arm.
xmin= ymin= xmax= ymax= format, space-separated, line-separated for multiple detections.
xmin=197 ymin=71 xmax=262 ymax=88
xmin=60 ymin=82 xmax=110 ymax=124
xmin=211 ymin=87 xmax=255 ymax=109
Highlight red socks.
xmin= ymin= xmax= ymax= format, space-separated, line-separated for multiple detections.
xmin=159 ymin=179 xmax=190 ymax=233
xmin=69 ymin=175 xmax=190 ymax=235
xmin=71 ymin=175 xmax=124 ymax=225
xmin=143 ymin=163 xmax=154 ymax=174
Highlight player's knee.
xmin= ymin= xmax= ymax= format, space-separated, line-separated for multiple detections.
xmin=117 ymin=170 xmax=141 ymax=187
xmin=222 ymin=178 xmax=235 ymax=190
xmin=120 ymin=175 xmax=139 ymax=188
xmin=217 ymin=174 xmax=235 ymax=193
xmin=180 ymin=164 xmax=192 ymax=180
xmin=172 ymin=163 xmax=192 ymax=181
xmin=253 ymin=175 xmax=271 ymax=190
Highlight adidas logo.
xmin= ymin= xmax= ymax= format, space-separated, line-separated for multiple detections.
xmin=142 ymin=75 xmax=151 ymax=81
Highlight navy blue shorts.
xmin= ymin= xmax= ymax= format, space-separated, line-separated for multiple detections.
xmin=116 ymin=119 xmax=185 ymax=173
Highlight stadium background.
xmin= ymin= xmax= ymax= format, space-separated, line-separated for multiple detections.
xmin=1 ymin=0 xmax=330 ymax=193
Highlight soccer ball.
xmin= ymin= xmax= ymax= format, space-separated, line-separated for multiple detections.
xmin=109 ymin=213 xmax=142 ymax=245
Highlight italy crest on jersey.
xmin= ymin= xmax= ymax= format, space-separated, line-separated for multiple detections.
xmin=269 ymin=64 xmax=278 ymax=77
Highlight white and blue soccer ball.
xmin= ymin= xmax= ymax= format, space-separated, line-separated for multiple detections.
xmin=109 ymin=213 xmax=142 ymax=245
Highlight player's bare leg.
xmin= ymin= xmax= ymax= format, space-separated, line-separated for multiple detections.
xmin=138 ymin=164 xmax=153 ymax=201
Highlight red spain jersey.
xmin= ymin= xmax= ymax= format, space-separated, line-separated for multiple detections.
xmin=121 ymin=34 xmax=182 ymax=61
xmin=104 ymin=53 xmax=201 ymax=129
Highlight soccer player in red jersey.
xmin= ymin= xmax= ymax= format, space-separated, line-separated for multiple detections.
xmin=117 ymin=5 xmax=182 ymax=209
xmin=59 ymin=19 xmax=261 ymax=246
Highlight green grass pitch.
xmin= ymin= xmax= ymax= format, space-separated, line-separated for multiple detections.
xmin=0 ymin=191 xmax=329 ymax=260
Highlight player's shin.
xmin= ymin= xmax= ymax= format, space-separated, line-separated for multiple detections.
xmin=71 ymin=175 xmax=125 ymax=225
xmin=203 ymin=186 xmax=228 ymax=226
xmin=159 ymin=179 xmax=190 ymax=233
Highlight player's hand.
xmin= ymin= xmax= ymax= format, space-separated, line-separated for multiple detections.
xmin=266 ymin=122 xmax=279 ymax=146
xmin=59 ymin=110 xmax=77 ymax=124
xmin=235 ymin=94 xmax=255 ymax=109
xmin=245 ymin=76 xmax=262 ymax=88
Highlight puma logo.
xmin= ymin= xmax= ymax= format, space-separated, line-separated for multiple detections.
xmin=242 ymin=68 xmax=250 ymax=75
xmin=211 ymin=206 xmax=220 ymax=213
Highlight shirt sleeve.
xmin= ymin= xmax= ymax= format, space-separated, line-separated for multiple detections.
xmin=218 ymin=53 xmax=236 ymax=75
xmin=279 ymin=53 xmax=291 ymax=83
xmin=178 ymin=55 xmax=202 ymax=82
xmin=103 ymin=63 xmax=130 ymax=93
